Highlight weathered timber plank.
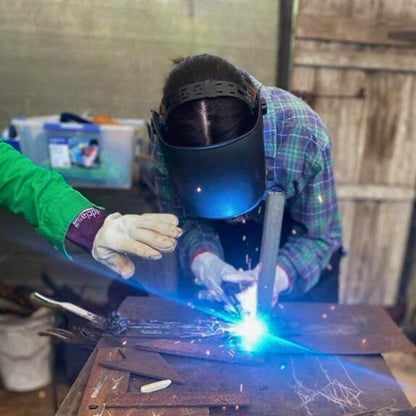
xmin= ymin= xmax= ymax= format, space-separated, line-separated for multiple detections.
xmin=294 ymin=40 xmax=416 ymax=73
xmin=337 ymin=185 xmax=415 ymax=201
xmin=339 ymin=201 xmax=413 ymax=305
xmin=387 ymin=75 xmax=416 ymax=185
xmin=298 ymin=0 xmax=416 ymax=22
xmin=358 ymin=73 xmax=415 ymax=185
xmin=297 ymin=13 xmax=416 ymax=46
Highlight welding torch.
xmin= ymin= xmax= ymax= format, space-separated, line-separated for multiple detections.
xmin=201 ymin=277 xmax=242 ymax=316
xmin=222 ymin=288 xmax=243 ymax=316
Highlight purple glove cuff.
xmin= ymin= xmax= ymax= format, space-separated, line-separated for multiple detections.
xmin=66 ymin=207 xmax=106 ymax=253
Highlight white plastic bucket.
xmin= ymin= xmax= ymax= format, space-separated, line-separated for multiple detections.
xmin=0 ymin=307 xmax=54 ymax=391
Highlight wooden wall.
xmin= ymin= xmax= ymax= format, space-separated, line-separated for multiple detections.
xmin=292 ymin=0 xmax=416 ymax=305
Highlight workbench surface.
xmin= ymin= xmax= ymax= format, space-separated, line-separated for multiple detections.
xmin=56 ymin=296 xmax=415 ymax=416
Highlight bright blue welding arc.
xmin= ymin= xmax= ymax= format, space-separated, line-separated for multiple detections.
xmin=238 ymin=320 xmax=314 ymax=354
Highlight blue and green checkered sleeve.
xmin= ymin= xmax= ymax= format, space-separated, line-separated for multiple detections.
xmin=277 ymin=129 xmax=342 ymax=296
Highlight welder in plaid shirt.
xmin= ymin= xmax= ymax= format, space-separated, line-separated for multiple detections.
xmin=151 ymin=54 xmax=343 ymax=314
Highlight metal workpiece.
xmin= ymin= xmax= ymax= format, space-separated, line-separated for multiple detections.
xmin=256 ymin=191 xmax=286 ymax=316
xmin=67 ymin=298 xmax=414 ymax=416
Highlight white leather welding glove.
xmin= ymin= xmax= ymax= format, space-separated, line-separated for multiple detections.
xmin=92 ymin=213 xmax=182 ymax=279
xmin=236 ymin=265 xmax=289 ymax=316
xmin=191 ymin=252 xmax=256 ymax=302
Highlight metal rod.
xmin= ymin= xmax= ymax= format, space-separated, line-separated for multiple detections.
xmin=256 ymin=191 xmax=286 ymax=316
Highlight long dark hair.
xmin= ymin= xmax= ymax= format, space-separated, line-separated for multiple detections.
xmin=161 ymin=54 xmax=257 ymax=147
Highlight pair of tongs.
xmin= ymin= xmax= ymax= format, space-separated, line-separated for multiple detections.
xmin=39 ymin=328 xmax=98 ymax=345
xmin=30 ymin=292 xmax=128 ymax=336
xmin=31 ymin=292 xmax=107 ymax=329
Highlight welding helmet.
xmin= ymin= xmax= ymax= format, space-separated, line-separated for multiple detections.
xmin=151 ymin=80 xmax=267 ymax=219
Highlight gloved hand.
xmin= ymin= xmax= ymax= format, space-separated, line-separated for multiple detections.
xmin=92 ymin=213 xmax=182 ymax=278
xmin=236 ymin=264 xmax=289 ymax=316
xmin=191 ymin=252 xmax=256 ymax=304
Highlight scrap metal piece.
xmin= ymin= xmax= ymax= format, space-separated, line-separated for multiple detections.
xmin=106 ymin=391 xmax=250 ymax=408
xmin=132 ymin=339 xmax=263 ymax=364
xmin=77 ymin=348 xmax=207 ymax=416
xmin=100 ymin=348 xmax=185 ymax=384
xmin=77 ymin=348 xmax=129 ymax=416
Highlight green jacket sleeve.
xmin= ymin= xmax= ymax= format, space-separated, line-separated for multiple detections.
xmin=0 ymin=141 xmax=96 ymax=256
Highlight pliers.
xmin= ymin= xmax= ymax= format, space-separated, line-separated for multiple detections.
xmin=39 ymin=328 xmax=98 ymax=345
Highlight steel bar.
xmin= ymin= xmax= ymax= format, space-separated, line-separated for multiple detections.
xmin=106 ymin=391 xmax=250 ymax=408
xmin=118 ymin=408 xmax=209 ymax=416
xmin=132 ymin=339 xmax=263 ymax=364
xmin=99 ymin=349 xmax=185 ymax=384
xmin=257 ymin=191 xmax=285 ymax=316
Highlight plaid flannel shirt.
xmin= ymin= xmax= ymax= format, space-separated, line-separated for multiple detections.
xmin=152 ymin=74 xmax=342 ymax=296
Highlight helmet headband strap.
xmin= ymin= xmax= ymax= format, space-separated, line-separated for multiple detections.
xmin=163 ymin=80 xmax=255 ymax=117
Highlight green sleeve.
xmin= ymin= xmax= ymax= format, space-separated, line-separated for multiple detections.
xmin=0 ymin=141 xmax=97 ymax=256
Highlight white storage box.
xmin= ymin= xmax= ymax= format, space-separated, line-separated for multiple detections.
xmin=14 ymin=115 xmax=146 ymax=189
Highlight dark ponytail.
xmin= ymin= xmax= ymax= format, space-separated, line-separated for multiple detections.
xmin=161 ymin=54 xmax=257 ymax=147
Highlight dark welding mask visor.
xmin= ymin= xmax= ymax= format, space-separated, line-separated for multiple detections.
xmin=152 ymin=94 xmax=266 ymax=219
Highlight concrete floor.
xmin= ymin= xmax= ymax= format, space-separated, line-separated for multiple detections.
xmin=0 ymin=381 xmax=70 ymax=416
xmin=383 ymin=352 xmax=416 ymax=406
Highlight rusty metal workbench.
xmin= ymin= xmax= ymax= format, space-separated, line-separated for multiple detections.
xmin=56 ymin=296 xmax=416 ymax=416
